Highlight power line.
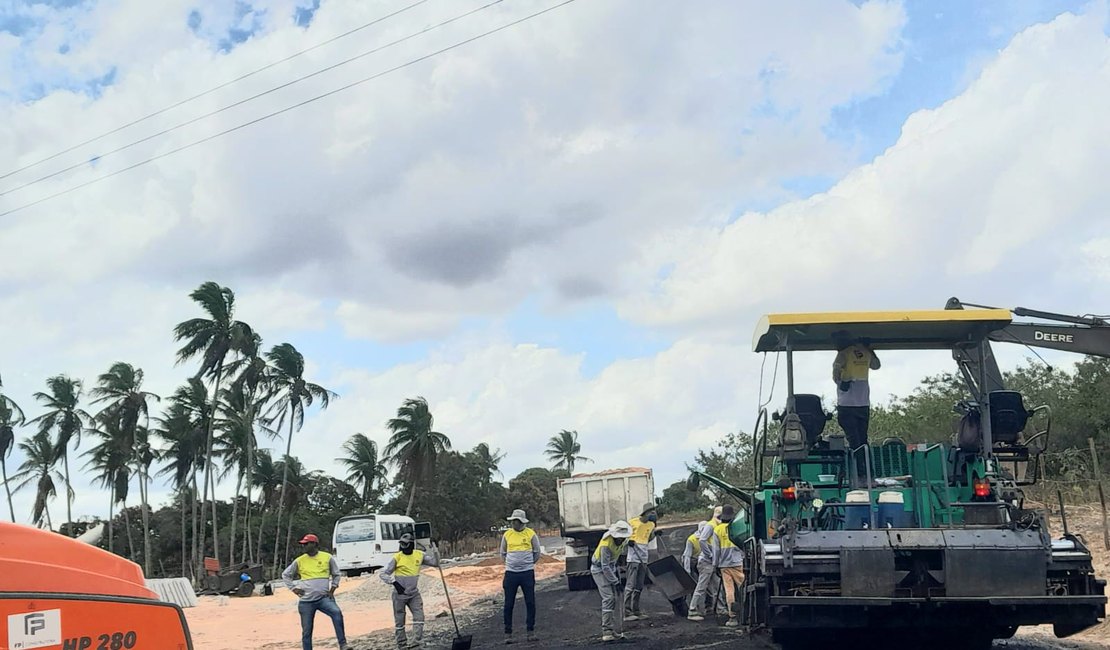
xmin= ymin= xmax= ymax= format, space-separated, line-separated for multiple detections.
xmin=0 ymin=0 xmax=579 ymax=218
xmin=0 ymin=0 xmax=430 ymax=183
xmin=1 ymin=0 xmax=506 ymax=198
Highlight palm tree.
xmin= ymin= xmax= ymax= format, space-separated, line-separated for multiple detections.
xmin=155 ymin=399 xmax=205 ymax=579
xmin=174 ymin=281 xmax=254 ymax=569
xmin=10 ymin=430 xmax=60 ymax=528
xmin=250 ymin=450 xmax=279 ymax=564
xmin=384 ymin=397 xmax=452 ymax=516
xmin=545 ymin=429 xmax=592 ymax=474
xmin=471 ymin=442 xmax=506 ymax=482
xmin=0 ymin=380 xmax=25 ymax=522
xmin=91 ymin=363 xmax=159 ymax=572
xmin=337 ymin=433 xmax=389 ymax=510
xmin=31 ymin=375 xmax=91 ymax=535
xmin=84 ymin=417 xmax=132 ymax=555
xmin=158 ymin=379 xmax=211 ymax=580
xmin=264 ymin=342 xmax=336 ymax=576
xmin=216 ymin=385 xmax=271 ymax=566
xmin=273 ymin=455 xmax=306 ymax=569
xmin=226 ymin=331 xmax=272 ymax=562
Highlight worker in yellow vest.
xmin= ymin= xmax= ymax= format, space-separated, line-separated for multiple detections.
xmin=281 ymin=533 xmax=349 ymax=650
xmin=833 ymin=339 xmax=881 ymax=479
xmin=687 ymin=506 xmax=722 ymax=621
xmin=623 ymin=502 xmax=657 ymax=620
xmin=711 ymin=505 xmax=744 ymax=628
xmin=500 ymin=509 xmax=541 ymax=642
xmin=591 ymin=520 xmax=632 ymax=642
xmin=380 ymin=532 xmax=439 ymax=649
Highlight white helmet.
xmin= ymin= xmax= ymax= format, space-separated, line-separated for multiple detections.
xmin=608 ymin=520 xmax=633 ymax=539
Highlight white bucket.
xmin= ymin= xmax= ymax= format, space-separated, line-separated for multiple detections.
xmin=878 ymin=491 xmax=904 ymax=504
xmin=845 ymin=490 xmax=870 ymax=504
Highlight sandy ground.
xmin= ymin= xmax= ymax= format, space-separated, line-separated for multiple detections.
xmin=183 ymin=557 xmax=566 ymax=650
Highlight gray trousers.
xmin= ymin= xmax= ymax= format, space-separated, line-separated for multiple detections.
xmin=391 ymin=590 xmax=425 ymax=648
xmin=690 ymin=561 xmax=719 ymax=616
xmin=623 ymin=561 xmax=647 ymax=614
xmin=592 ymin=572 xmax=623 ymax=637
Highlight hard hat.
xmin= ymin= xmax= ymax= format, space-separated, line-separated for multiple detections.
xmin=609 ymin=520 xmax=633 ymax=539
xmin=298 ymin=534 xmax=319 ymax=544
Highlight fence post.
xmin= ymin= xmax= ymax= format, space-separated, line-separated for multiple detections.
xmin=1087 ymin=437 xmax=1110 ymax=551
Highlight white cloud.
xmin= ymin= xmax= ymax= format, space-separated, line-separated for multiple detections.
xmin=622 ymin=7 xmax=1110 ymax=331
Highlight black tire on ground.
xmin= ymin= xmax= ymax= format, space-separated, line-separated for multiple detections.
xmin=996 ymin=625 xmax=1018 ymax=639
xmin=567 ymin=574 xmax=595 ymax=591
xmin=343 ymin=569 xmax=363 ymax=578
xmin=236 ymin=581 xmax=255 ymax=597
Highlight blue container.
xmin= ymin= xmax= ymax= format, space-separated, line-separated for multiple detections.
xmin=840 ymin=503 xmax=872 ymax=530
xmin=877 ymin=491 xmax=913 ymax=528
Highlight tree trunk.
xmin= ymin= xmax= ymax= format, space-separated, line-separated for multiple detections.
xmin=108 ymin=484 xmax=115 ymax=553
xmin=180 ymin=490 xmax=187 ymax=578
xmin=139 ymin=468 xmax=152 ymax=577
xmin=197 ymin=363 xmax=224 ymax=577
xmin=284 ymin=507 xmax=296 ymax=569
xmin=405 ymin=481 xmax=417 ymax=516
xmin=242 ymin=491 xmax=252 ymax=564
xmin=122 ymin=499 xmax=136 ymax=561
xmin=44 ymin=502 xmax=52 ymax=530
xmin=190 ymin=470 xmax=199 ymax=585
xmin=229 ymin=471 xmax=242 ymax=567
xmin=63 ymin=449 xmax=73 ymax=536
xmin=1 ymin=458 xmax=14 ymax=522
xmin=256 ymin=507 xmax=269 ymax=566
xmin=244 ymin=399 xmax=255 ymax=563
xmin=271 ymin=411 xmax=295 ymax=579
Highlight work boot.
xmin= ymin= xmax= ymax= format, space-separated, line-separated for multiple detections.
xmin=526 ymin=629 xmax=536 ymax=642
xmin=687 ymin=613 xmax=705 ymax=622
xmin=725 ymin=617 xmax=739 ymax=628
xmin=602 ymin=634 xmax=616 ymax=642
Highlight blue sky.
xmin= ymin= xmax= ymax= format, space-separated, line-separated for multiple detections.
xmin=2 ymin=0 xmax=1110 ymax=524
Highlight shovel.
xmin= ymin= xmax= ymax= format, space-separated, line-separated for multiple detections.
xmin=433 ymin=544 xmax=472 ymax=650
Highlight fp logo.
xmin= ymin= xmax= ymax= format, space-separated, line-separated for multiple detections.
xmin=25 ymin=612 xmax=46 ymax=635
xmin=7 ymin=609 xmax=62 ymax=649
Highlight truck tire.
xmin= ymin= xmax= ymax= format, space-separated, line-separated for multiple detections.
xmin=236 ymin=581 xmax=255 ymax=597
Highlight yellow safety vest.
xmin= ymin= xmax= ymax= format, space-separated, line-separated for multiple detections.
xmin=687 ymin=533 xmax=701 ymax=556
xmin=392 ymin=549 xmax=425 ymax=577
xmin=295 ymin=551 xmax=333 ymax=580
xmin=592 ymin=537 xmax=624 ymax=562
xmin=503 ymin=528 xmax=537 ymax=552
xmin=838 ymin=345 xmax=874 ymax=381
xmin=714 ymin=522 xmax=736 ymax=549
xmin=629 ymin=516 xmax=655 ymax=545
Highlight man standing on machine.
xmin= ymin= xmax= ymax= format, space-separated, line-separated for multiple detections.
xmin=833 ymin=338 xmax=881 ymax=479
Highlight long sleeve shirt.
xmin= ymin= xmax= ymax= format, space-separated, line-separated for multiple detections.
xmin=500 ymin=528 xmax=541 ymax=573
xmin=282 ymin=552 xmax=340 ymax=602
xmin=681 ymin=534 xmax=700 ymax=574
xmin=695 ymin=519 xmax=717 ymax=567
xmin=710 ymin=522 xmax=744 ymax=569
xmin=590 ymin=537 xmax=626 ymax=585
xmin=379 ymin=548 xmax=439 ymax=595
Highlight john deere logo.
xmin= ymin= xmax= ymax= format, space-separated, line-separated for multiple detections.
xmin=1035 ymin=331 xmax=1074 ymax=343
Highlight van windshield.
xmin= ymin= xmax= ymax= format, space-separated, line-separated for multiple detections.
xmin=335 ymin=517 xmax=376 ymax=543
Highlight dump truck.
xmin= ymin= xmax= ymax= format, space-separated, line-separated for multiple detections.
xmin=557 ymin=467 xmax=655 ymax=590
xmin=0 ymin=521 xmax=193 ymax=649
xmin=688 ymin=302 xmax=1108 ymax=648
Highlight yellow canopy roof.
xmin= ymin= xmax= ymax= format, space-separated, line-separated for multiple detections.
xmin=752 ymin=309 xmax=1013 ymax=352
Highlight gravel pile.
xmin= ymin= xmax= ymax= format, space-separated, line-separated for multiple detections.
xmin=343 ymin=571 xmax=448 ymax=605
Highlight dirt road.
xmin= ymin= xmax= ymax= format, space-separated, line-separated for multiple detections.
xmin=346 ymin=576 xmax=1108 ymax=650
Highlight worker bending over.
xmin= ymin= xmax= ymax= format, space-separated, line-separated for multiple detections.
xmin=711 ymin=505 xmax=744 ymax=628
xmin=624 ymin=502 xmax=657 ymax=621
xmin=501 ymin=508 xmax=541 ymax=642
xmin=591 ymin=520 xmax=632 ymax=642
xmin=833 ymin=339 xmax=881 ymax=480
xmin=282 ymin=533 xmax=349 ymax=650
xmin=687 ymin=506 xmax=722 ymax=622
xmin=380 ymin=532 xmax=439 ymax=649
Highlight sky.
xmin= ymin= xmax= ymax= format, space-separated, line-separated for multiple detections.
xmin=1 ymin=0 xmax=1110 ymax=526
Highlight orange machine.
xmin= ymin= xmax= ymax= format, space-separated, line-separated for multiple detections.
xmin=0 ymin=521 xmax=192 ymax=650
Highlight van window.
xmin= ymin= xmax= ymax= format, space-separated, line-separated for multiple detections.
xmin=381 ymin=522 xmax=416 ymax=540
xmin=335 ymin=517 xmax=376 ymax=543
